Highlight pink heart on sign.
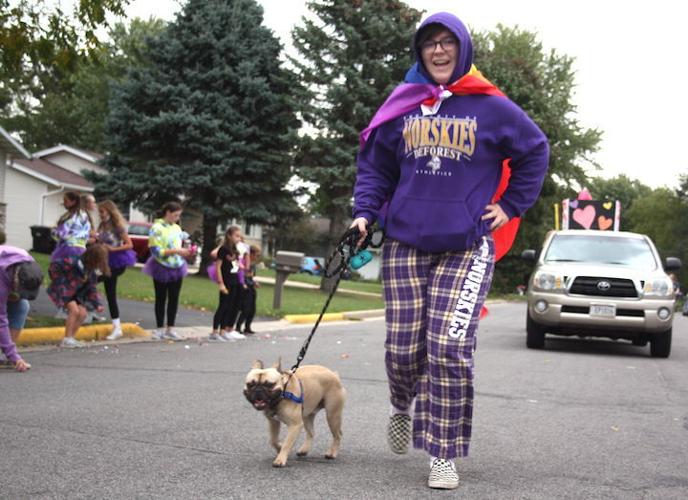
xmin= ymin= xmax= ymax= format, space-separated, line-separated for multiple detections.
xmin=573 ymin=205 xmax=596 ymax=229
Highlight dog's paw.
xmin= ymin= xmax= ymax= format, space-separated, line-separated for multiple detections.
xmin=296 ymin=450 xmax=308 ymax=457
xmin=324 ymin=453 xmax=336 ymax=460
xmin=272 ymin=457 xmax=287 ymax=468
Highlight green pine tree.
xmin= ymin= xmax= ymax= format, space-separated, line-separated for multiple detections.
xmin=93 ymin=0 xmax=299 ymax=271
xmin=291 ymin=0 xmax=422 ymax=245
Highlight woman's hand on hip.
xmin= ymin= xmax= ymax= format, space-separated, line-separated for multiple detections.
xmin=482 ymin=203 xmax=509 ymax=230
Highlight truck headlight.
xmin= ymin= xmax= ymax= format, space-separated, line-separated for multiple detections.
xmin=644 ymin=278 xmax=672 ymax=297
xmin=532 ymin=272 xmax=565 ymax=291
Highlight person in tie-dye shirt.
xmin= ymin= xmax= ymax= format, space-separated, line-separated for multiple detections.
xmin=50 ymin=191 xmax=93 ymax=263
xmin=142 ymin=201 xmax=191 ymax=340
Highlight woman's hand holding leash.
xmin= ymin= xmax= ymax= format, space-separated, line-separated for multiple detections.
xmin=350 ymin=217 xmax=369 ymax=248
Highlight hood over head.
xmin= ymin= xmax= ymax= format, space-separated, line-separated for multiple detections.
xmin=413 ymin=12 xmax=473 ymax=84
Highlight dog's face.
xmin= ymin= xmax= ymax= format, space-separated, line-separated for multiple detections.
xmin=244 ymin=360 xmax=285 ymax=411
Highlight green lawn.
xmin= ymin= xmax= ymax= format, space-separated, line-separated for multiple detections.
xmin=31 ymin=252 xmax=383 ymax=318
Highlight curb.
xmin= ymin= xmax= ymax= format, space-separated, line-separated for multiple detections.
xmin=16 ymin=323 xmax=149 ymax=346
xmin=283 ymin=313 xmax=344 ymax=324
xmin=284 ymin=308 xmax=385 ymax=324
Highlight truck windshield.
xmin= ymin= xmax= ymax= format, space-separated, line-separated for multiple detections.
xmin=544 ymin=235 xmax=658 ymax=270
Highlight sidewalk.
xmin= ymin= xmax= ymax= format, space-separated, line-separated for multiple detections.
xmin=253 ymin=276 xmax=382 ymax=298
xmin=16 ymin=316 xmax=372 ymax=353
xmin=17 ymin=308 xmax=386 ymax=348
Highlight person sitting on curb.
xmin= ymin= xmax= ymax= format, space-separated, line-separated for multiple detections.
xmin=1 ymin=230 xmax=44 ymax=371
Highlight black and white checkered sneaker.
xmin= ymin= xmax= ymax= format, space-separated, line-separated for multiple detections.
xmin=387 ymin=414 xmax=411 ymax=454
xmin=428 ymin=458 xmax=459 ymax=489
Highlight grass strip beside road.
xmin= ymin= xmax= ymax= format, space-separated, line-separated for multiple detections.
xmin=30 ymin=253 xmax=384 ymax=319
xmin=256 ymin=268 xmax=383 ymax=294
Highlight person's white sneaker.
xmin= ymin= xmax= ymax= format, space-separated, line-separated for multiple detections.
xmin=150 ymin=329 xmax=164 ymax=340
xmin=223 ymin=330 xmax=246 ymax=340
xmin=428 ymin=458 xmax=459 ymax=489
xmin=163 ymin=330 xmax=181 ymax=341
xmin=106 ymin=326 xmax=123 ymax=340
xmin=208 ymin=333 xmax=227 ymax=342
xmin=60 ymin=337 xmax=85 ymax=348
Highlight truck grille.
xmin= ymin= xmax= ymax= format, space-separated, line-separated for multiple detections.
xmin=569 ymin=277 xmax=638 ymax=298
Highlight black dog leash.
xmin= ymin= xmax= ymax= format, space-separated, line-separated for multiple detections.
xmin=289 ymin=225 xmax=383 ymax=373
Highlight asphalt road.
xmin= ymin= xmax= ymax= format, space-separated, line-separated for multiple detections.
xmin=2 ymin=303 xmax=688 ymax=499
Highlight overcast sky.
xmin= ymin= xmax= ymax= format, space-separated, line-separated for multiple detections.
xmin=125 ymin=0 xmax=687 ymax=190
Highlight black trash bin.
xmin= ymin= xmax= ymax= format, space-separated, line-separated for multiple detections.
xmin=30 ymin=226 xmax=56 ymax=254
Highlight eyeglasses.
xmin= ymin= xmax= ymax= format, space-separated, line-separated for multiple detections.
xmin=420 ymin=36 xmax=457 ymax=53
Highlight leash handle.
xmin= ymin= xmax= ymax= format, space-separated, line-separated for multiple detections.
xmin=291 ymin=224 xmax=385 ymax=372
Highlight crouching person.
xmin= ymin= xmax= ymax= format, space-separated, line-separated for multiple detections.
xmin=0 ymin=238 xmax=44 ymax=372
xmin=47 ymin=244 xmax=110 ymax=348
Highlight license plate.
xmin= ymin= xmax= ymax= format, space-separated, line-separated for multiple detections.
xmin=590 ymin=304 xmax=616 ymax=318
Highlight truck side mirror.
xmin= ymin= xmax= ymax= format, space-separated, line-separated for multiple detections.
xmin=521 ymin=249 xmax=537 ymax=262
xmin=664 ymin=257 xmax=682 ymax=272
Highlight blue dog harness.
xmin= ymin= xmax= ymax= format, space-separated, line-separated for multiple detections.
xmin=282 ymin=377 xmax=304 ymax=404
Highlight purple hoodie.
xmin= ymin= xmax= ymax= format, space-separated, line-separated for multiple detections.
xmin=0 ymin=245 xmax=33 ymax=363
xmin=353 ymin=12 xmax=549 ymax=252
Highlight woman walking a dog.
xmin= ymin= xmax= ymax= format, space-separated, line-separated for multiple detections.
xmin=351 ymin=12 xmax=549 ymax=489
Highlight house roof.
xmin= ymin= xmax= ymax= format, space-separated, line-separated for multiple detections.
xmin=12 ymin=158 xmax=94 ymax=191
xmin=34 ymin=144 xmax=103 ymax=163
xmin=0 ymin=127 xmax=31 ymax=159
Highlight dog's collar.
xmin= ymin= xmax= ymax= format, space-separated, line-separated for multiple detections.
xmin=282 ymin=377 xmax=303 ymax=404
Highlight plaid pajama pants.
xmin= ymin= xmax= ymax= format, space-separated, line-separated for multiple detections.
xmin=382 ymin=236 xmax=495 ymax=459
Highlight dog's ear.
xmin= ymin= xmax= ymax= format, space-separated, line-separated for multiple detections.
xmin=251 ymin=360 xmax=264 ymax=370
xmin=271 ymin=357 xmax=282 ymax=372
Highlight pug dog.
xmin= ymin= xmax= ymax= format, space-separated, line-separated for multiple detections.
xmin=244 ymin=359 xmax=346 ymax=467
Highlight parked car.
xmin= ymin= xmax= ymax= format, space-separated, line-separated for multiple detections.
xmin=301 ymin=256 xmax=324 ymax=275
xmin=127 ymin=221 xmax=152 ymax=263
xmin=522 ymin=230 xmax=681 ymax=358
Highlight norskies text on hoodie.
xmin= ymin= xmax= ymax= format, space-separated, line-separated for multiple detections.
xmin=402 ymin=114 xmax=477 ymax=166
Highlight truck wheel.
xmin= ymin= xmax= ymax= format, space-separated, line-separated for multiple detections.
xmin=650 ymin=328 xmax=672 ymax=358
xmin=526 ymin=312 xmax=546 ymax=349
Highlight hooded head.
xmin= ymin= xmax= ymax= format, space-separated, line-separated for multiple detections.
xmin=412 ymin=12 xmax=473 ymax=85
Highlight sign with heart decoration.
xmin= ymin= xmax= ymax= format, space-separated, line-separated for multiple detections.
xmin=561 ymin=199 xmax=620 ymax=231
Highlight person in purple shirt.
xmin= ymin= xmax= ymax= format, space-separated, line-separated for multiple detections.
xmin=351 ymin=12 xmax=549 ymax=489
xmin=0 ymin=234 xmax=43 ymax=372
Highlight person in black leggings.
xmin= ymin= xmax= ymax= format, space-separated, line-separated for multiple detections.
xmin=97 ymin=200 xmax=137 ymax=340
xmin=209 ymin=226 xmax=246 ymax=341
xmin=141 ymin=201 xmax=191 ymax=340
xmin=236 ymin=245 xmax=261 ymax=334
